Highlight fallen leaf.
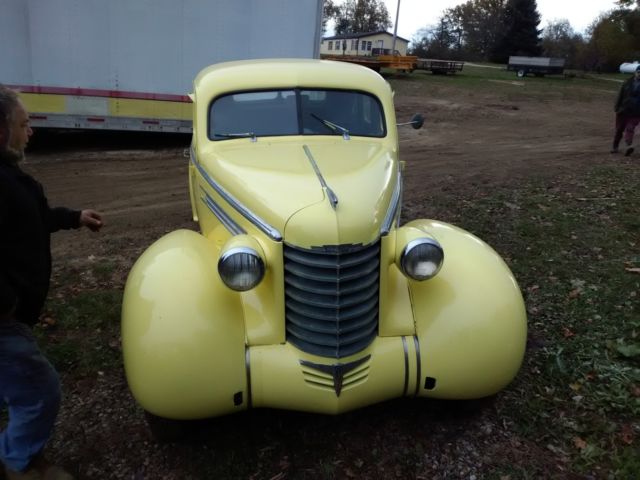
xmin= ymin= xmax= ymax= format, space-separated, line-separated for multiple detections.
xmin=625 ymin=267 xmax=640 ymax=274
xmin=563 ymin=327 xmax=576 ymax=338
xmin=573 ymin=437 xmax=587 ymax=450
xmin=41 ymin=316 xmax=57 ymax=327
xmin=621 ymin=424 xmax=634 ymax=445
xmin=568 ymin=289 xmax=581 ymax=299
xmin=569 ymin=383 xmax=582 ymax=391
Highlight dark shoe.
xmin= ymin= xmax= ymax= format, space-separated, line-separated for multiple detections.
xmin=4 ymin=466 xmax=40 ymax=480
xmin=5 ymin=456 xmax=74 ymax=480
xmin=610 ymin=148 xmax=619 ymax=154
xmin=625 ymin=146 xmax=634 ymax=157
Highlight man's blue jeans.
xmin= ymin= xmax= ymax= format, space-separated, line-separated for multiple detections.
xmin=0 ymin=322 xmax=61 ymax=472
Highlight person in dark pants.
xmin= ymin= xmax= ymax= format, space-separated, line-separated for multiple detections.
xmin=0 ymin=85 xmax=103 ymax=480
xmin=612 ymin=65 xmax=640 ymax=156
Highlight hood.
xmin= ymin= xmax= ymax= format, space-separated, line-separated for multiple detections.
xmin=199 ymin=138 xmax=398 ymax=246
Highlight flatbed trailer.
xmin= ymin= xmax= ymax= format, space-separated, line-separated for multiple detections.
xmin=416 ymin=59 xmax=464 ymax=74
xmin=320 ymin=54 xmax=418 ymax=73
xmin=507 ymin=56 xmax=565 ymax=77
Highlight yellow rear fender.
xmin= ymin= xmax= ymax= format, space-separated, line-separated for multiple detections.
xmin=404 ymin=220 xmax=527 ymax=399
xmin=121 ymin=229 xmax=247 ymax=419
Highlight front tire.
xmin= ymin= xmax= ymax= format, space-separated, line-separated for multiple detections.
xmin=145 ymin=411 xmax=195 ymax=443
xmin=517 ymin=69 xmax=527 ymax=78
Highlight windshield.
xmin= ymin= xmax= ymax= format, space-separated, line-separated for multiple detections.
xmin=209 ymin=89 xmax=385 ymax=140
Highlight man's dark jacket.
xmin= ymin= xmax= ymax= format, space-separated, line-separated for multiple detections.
xmin=615 ymin=76 xmax=640 ymax=116
xmin=0 ymin=152 xmax=80 ymax=325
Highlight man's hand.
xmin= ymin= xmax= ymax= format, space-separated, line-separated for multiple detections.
xmin=80 ymin=209 xmax=103 ymax=232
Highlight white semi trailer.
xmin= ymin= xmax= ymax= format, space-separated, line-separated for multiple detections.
xmin=0 ymin=0 xmax=323 ymax=133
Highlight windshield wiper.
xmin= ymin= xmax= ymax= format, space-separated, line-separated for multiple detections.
xmin=213 ymin=132 xmax=257 ymax=141
xmin=310 ymin=114 xmax=350 ymax=140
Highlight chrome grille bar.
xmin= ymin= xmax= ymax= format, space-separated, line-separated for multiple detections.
xmin=284 ymin=241 xmax=380 ymax=358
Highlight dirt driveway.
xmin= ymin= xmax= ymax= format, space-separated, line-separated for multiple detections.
xmin=31 ymin=78 xmax=613 ymax=257
xmin=20 ymin=74 xmax=626 ymax=479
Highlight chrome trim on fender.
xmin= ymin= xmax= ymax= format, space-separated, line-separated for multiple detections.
xmin=413 ymin=335 xmax=421 ymax=397
xmin=191 ymin=148 xmax=283 ymax=241
xmin=381 ymin=171 xmax=402 ymax=236
xmin=200 ymin=188 xmax=246 ymax=236
xmin=245 ymin=348 xmax=252 ymax=409
xmin=402 ymin=336 xmax=409 ymax=397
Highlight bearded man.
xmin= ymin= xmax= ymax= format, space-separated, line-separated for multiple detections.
xmin=0 ymin=85 xmax=103 ymax=480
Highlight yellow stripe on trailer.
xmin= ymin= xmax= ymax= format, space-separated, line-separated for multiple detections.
xmin=19 ymin=93 xmax=67 ymax=113
xmin=110 ymin=97 xmax=192 ymax=120
xmin=19 ymin=92 xmax=192 ymax=121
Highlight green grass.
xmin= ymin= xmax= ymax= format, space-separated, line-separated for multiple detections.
xmin=38 ymin=263 xmax=123 ymax=374
xmin=415 ymin=163 xmax=640 ymax=475
xmin=386 ymin=64 xmax=621 ymax=103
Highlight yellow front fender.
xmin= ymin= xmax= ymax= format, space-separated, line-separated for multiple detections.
xmin=121 ymin=230 xmax=247 ymax=419
xmin=405 ymin=220 xmax=527 ymax=399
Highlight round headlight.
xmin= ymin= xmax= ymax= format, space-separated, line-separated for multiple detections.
xmin=218 ymin=247 xmax=265 ymax=291
xmin=400 ymin=238 xmax=444 ymax=281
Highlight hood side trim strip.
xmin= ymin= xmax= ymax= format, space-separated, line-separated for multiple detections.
xmin=381 ymin=171 xmax=402 ymax=236
xmin=191 ymin=147 xmax=283 ymax=241
xmin=200 ymin=187 xmax=246 ymax=236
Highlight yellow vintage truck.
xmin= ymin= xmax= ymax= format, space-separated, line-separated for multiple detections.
xmin=122 ymin=59 xmax=527 ymax=436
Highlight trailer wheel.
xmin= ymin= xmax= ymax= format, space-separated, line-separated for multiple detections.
xmin=517 ymin=69 xmax=527 ymax=78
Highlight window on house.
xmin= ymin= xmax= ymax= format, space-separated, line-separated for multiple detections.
xmin=351 ymin=39 xmax=356 ymax=50
xmin=367 ymin=41 xmax=372 ymax=51
xmin=328 ymin=41 xmax=333 ymax=50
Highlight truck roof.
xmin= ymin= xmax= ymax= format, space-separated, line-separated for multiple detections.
xmin=193 ymin=59 xmax=392 ymax=100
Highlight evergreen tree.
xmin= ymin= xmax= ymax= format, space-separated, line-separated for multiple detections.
xmin=617 ymin=0 xmax=640 ymax=8
xmin=490 ymin=0 xmax=542 ymax=63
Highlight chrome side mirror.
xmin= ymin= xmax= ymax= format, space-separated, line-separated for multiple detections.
xmin=397 ymin=113 xmax=424 ymax=130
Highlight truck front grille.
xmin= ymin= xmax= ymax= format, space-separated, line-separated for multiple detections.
xmin=284 ymin=241 xmax=380 ymax=358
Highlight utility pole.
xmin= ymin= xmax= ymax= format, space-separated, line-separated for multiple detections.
xmin=391 ymin=0 xmax=400 ymax=55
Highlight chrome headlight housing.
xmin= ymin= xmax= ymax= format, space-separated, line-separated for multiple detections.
xmin=218 ymin=246 xmax=265 ymax=291
xmin=400 ymin=238 xmax=444 ymax=281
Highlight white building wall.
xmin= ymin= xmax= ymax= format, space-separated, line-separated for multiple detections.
xmin=320 ymin=33 xmax=408 ymax=56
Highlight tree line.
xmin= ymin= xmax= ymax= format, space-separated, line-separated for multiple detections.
xmin=323 ymin=0 xmax=640 ymax=72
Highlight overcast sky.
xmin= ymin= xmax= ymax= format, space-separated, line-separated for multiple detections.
xmin=379 ymin=0 xmax=620 ymax=40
